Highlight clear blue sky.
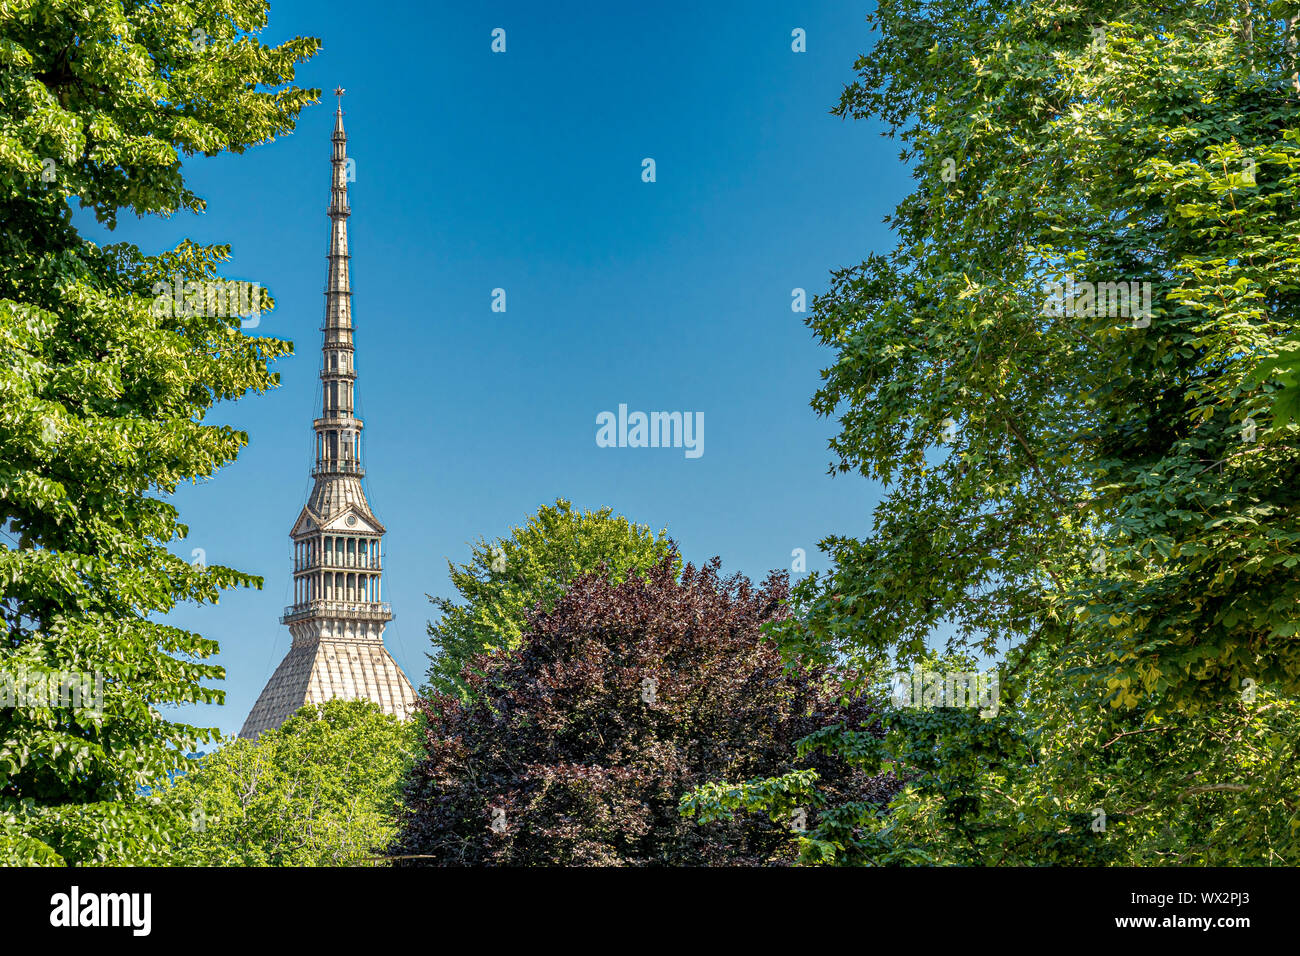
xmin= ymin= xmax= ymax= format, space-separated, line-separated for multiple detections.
xmin=80 ymin=0 xmax=908 ymax=738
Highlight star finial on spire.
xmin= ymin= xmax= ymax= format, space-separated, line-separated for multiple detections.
xmin=332 ymin=87 xmax=346 ymax=135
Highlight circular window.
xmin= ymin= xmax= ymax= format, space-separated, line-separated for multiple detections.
xmin=345 ymin=515 xmax=357 ymax=527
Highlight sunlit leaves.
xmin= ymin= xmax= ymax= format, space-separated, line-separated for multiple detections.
xmin=0 ymin=0 xmax=316 ymax=864
xmin=771 ymin=0 xmax=1300 ymax=863
xmin=425 ymin=497 xmax=678 ymax=701
xmin=166 ymin=701 xmax=416 ymax=867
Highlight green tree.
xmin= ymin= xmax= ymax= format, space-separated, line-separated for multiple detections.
xmin=0 ymin=0 xmax=318 ymax=864
xmin=167 ymin=700 xmax=416 ymax=866
xmin=426 ymin=498 xmax=678 ymax=699
xmin=689 ymin=643 xmax=1300 ymax=865
xmin=697 ymin=0 xmax=1300 ymax=864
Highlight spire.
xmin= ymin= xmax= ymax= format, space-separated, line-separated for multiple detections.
xmin=239 ymin=93 xmax=417 ymax=739
xmin=319 ymin=86 xmax=358 ymax=477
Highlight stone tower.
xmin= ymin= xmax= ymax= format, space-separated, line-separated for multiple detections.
xmin=239 ymin=91 xmax=418 ymax=739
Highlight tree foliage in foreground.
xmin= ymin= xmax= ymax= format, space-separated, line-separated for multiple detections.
xmin=0 ymin=0 xmax=317 ymax=864
xmin=690 ymin=0 xmax=1300 ymax=864
xmin=690 ymin=643 xmax=1300 ymax=865
xmin=167 ymin=700 xmax=416 ymax=866
xmin=396 ymin=558 xmax=897 ymax=866
xmin=425 ymin=498 xmax=678 ymax=700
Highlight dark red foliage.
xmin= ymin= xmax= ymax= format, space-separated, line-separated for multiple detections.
xmin=392 ymin=557 xmax=894 ymax=866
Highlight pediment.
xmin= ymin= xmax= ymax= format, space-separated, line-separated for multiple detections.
xmin=323 ymin=509 xmax=381 ymax=534
xmin=290 ymin=506 xmax=320 ymax=537
xmin=291 ymin=502 xmax=386 ymax=540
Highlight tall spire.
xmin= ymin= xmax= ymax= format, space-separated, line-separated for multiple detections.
xmin=320 ymin=86 xmax=356 ymax=474
xmin=239 ymin=92 xmax=417 ymax=739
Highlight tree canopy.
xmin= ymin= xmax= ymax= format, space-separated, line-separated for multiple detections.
xmin=397 ymin=558 xmax=895 ymax=866
xmin=167 ymin=700 xmax=416 ymax=867
xmin=688 ymin=0 xmax=1300 ymax=865
xmin=425 ymin=498 xmax=678 ymax=700
xmin=0 ymin=0 xmax=317 ymax=864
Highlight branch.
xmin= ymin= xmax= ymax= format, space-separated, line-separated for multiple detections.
xmin=1176 ymin=783 xmax=1249 ymax=801
xmin=1102 ymin=726 xmax=1169 ymax=749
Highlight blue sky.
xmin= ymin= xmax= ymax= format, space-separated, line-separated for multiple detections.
xmin=80 ymin=0 xmax=909 ymax=738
